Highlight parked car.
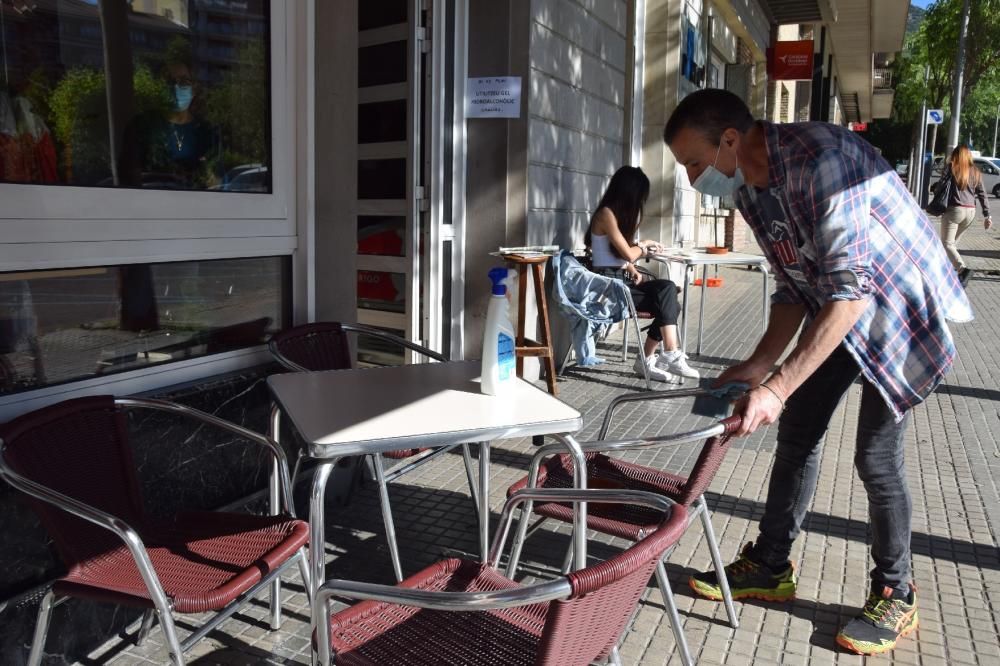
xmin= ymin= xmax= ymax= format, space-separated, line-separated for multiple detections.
xmin=930 ymin=155 xmax=946 ymax=178
xmin=979 ymin=157 xmax=1000 ymax=197
xmin=928 ymin=156 xmax=1000 ymax=198
xmin=219 ymin=163 xmax=270 ymax=192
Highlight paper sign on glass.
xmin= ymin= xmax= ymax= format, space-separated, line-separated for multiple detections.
xmin=467 ymin=77 xmax=522 ymax=118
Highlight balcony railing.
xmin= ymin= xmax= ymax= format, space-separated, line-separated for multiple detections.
xmin=873 ymin=67 xmax=893 ymax=90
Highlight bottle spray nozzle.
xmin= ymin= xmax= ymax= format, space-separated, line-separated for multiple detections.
xmin=488 ymin=267 xmax=509 ymax=296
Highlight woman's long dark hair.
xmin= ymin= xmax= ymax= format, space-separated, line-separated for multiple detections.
xmin=584 ymin=166 xmax=650 ymax=259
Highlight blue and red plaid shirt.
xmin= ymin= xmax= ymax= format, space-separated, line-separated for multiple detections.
xmin=735 ymin=121 xmax=973 ymax=419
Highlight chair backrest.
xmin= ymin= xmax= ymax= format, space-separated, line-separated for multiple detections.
xmin=676 ymin=415 xmax=740 ymax=506
xmin=534 ymin=502 xmax=688 ymax=665
xmin=0 ymin=395 xmax=145 ymax=565
xmin=205 ymin=316 xmax=272 ymax=354
xmin=268 ymin=322 xmax=352 ymax=372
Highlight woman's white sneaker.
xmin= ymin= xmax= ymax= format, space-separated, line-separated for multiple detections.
xmin=633 ymin=354 xmax=681 ymax=383
xmin=656 ymin=350 xmax=700 ymax=379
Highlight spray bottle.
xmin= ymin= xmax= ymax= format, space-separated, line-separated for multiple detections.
xmin=481 ymin=267 xmax=517 ymax=395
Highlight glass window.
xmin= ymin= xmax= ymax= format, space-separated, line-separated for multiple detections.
xmin=0 ymin=0 xmax=271 ymax=192
xmin=0 ymin=256 xmax=290 ymax=396
xmin=357 ymin=41 xmax=407 ymax=88
xmin=358 ymin=158 xmax=406 ymax=199
xmin=357 ymin=326 xmax=406 ymax=367
xmin=357 ymin=270 xmax=405 ymax=313
xmin=358 ymin=216 xmax=406 ymax=256
xmin=358 ymin=1 xmax=407 ymax=31
xmin=358 ymin=100 xmax=407 ymax=144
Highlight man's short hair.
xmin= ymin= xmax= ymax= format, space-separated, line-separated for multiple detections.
xmin=663 ymin=88 xmax=755 ymax=146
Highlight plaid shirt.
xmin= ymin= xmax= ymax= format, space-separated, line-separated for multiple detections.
xmin=735 ymin=121 xmax=973 ymax=419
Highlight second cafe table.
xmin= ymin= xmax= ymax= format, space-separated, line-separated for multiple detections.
xmin=266 ymin=361 xmax=586 ymax=620
xmin=648 ymin=249 xmax=770 ymax=356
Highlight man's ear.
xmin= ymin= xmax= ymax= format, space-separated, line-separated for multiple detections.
xmin=723 ymin=128 xmax=739 ymax=148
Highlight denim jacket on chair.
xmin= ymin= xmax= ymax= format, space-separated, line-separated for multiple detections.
xmin=550 ymin=251 xmax=630 ymax=366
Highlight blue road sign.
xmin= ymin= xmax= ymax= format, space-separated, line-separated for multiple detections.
xmin=927 ymin=109 xmax=944 ymax=124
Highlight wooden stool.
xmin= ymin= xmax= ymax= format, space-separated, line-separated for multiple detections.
xmin=503 ymin=254 xmax=558 ymax=396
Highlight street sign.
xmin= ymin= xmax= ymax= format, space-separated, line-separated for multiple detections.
xmin=927 ymin=109 xmax=944 ymax=124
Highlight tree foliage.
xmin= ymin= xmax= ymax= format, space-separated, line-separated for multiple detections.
xmin=892 ymin=0 xmax=1000 ymax=154
xmin=204 ymin=40 xmax=269 ymax=170
xmin=48 ymin=66 xmax=172 ymax=184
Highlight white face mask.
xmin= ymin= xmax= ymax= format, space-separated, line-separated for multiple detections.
xmin=692 ymin=141 xmax=745 ymax=196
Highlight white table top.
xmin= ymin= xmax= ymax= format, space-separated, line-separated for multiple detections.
xmin=649 ymin=249 xmax=767 ymax=266
xmin=268 ymin=360 xmax=583 ymax=458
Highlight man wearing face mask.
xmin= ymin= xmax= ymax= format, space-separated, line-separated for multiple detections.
xmin=663 ymin=89 xmax=971 ymax=655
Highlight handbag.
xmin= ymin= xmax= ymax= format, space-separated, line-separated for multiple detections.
xmin=926 ymin=170 xmax=952 ymax=216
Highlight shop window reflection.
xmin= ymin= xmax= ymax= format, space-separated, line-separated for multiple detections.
xmin=0 ymin=257 xmax=290 ymax=396
xmin=0 ymin=0 xmax=271 ymax=192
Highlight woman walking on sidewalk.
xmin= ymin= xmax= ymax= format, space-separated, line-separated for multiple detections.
xmin=933 ymin=145 xmax=992 ymax=286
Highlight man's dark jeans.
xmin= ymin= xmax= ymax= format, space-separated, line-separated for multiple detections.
xmin=752 ymin=345 xmax=913 ymax=593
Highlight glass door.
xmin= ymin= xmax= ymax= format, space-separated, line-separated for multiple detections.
xmin=355 ymin=0 xmax=426 ymax=365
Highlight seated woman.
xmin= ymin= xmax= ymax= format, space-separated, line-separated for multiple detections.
xmin=586 ymin=166 xmax=698 ymax=382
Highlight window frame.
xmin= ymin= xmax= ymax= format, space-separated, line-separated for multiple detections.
xmin=0 ymin=2 xmax=308 ymax=421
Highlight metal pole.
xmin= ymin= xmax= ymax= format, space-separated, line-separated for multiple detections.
xmin=947 ymin=0 xmax=972 ymax=152
xmin=913 ymin=65 xmax=930 ymax=198
xmin=992 ymin=102 xmax=999 ymax=156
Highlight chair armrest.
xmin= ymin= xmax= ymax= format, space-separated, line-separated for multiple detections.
xmin=342 ymin=323 xmax=448 ymax=362
xmin=115 ymin=398 xmax=295 ymax=515
xmin=267 ymin=338 xmax=311 ymax=372
xmin=316 ymin=576 xmax=571 ymax=613
xmin=313 ymin=575 xmax=572 ymax=665
xmin=490 ymin=488 xmax=676 ymax=568
xmin=0 ymin=454 xmax=174 ymax=613
xmin=598 ymin=388 xmax=716 ymax=439
xmin=522 ymin=417 xmax=741 ymax=503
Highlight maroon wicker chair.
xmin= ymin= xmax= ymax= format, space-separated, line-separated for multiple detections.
xmin=268 ymin=322 xmax=480 ymax=582
xmin=505 ymin=389 xmax=744 ymax=666
xmin=0 ymin=395 xmax=310 ymax=666
xmin=313 ymin=488 xmax=688 ymax=665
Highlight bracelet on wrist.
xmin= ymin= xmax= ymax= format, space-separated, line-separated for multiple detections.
xmin=757 ymin=382 xmax=785 ymax=410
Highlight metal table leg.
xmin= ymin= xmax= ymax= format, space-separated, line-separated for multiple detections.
xmin=309 ymin=460 xmax=336 ymax=666
xmin=680 ymin=265 xmax=691 ymax=354
xmin=761 ymin=266 xmax=770 ymax=332
xmin=696 ymin=264 xmax=708 ymax=356
xmin=479 ymin=441 xmax=491 ymax=561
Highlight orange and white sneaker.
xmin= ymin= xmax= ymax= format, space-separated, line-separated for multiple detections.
xmin=836 ymin=584 xmax=918 ymax=655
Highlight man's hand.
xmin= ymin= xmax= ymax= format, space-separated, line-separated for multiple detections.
xmin=732 ymin=384 xmax=785 ymax=436
xmin=714 ymin=359 xmax=771 ymax=389
xmin=627 ymin=265 xmax=644 ymax=284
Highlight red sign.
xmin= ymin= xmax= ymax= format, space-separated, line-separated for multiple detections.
xmin=357 ymin=271 xmax=401 ymax=303
xmin=849 ymin=122 xmax=868 ymax=132
xmin=768 ymin=40 xmax=814 ymax=80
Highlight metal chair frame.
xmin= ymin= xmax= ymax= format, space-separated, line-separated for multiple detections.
xmin=558 ymin=280 xmax=653 ymax=390
xmin=0 ymin=398 xmax=311 ymax=666
xmin=268 ymin=322 xmax=480 ymax=582
xmin=504 ymin=388 xmax=745 ymax=666
xmin=314 ymin=488 xmax=680 ymax=666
